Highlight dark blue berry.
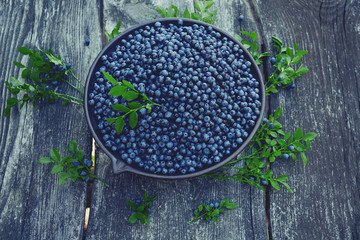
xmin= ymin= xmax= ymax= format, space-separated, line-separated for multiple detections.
xmin=282 ymin=153 xmax=289 ymax=160
xmin=287 ymin=145 xmax=295 ymax=151
xmin=80 ymin=171 xmax=87 ymax=176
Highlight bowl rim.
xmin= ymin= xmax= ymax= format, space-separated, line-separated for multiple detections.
xmin=84 ymin=18 xmax=265 ymax=180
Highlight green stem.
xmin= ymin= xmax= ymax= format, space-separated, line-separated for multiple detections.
xmin=56 ymin=95 xmax=84 ymax=106
xmin=70 ymin=71 xmax=85 ymax=88
xmin=56 ymin=93 xmax=84 ymax=102
xmin=63 ymin=79 xmax=84 ymax=96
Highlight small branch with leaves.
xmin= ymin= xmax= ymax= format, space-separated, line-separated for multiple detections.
xmin=37 ymin=140 xmax=108 ymax=186
xmin=127 ymin=192 xmax=158 ymax=225
xmin=4 ymin=47 xmax=84 ymax=117
xmin=190 ymin=199 xmax=238 ymax=224
xmin=234 ymin=31 xmax=271 ymax=65
xmin=102 ymin=72 xmax=163 ymax=134
xmin=105 ymin=20 xmax=122 ymax=42
xmin=265 ymin=37 xmax=309 ymax=95
xmin=206 ymin=105 xmax=317 ymax=192
xmin=157 ymin=0 xmax=217 ymax=24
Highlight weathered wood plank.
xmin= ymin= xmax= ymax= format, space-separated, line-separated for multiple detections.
xmin=0 ymin=1 xmax=102 ymax=239
xmin=254 ymin=0 xmax=360 ymax=239
xmin=86 ymin=0 xmax=268 ymax=239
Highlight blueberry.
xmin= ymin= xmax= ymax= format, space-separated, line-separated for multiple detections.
xmin=279 ymin=60 xmax=284 ymax=64
xmin=80 ymin=171 xmax=87 ymax=176
xmin=269 ymin=123 xmax=274 ymax=129
xmin=45 ymin=85 xmax=50 ymax=91
xmin=287 ymin=145 xmax=295 ymax=151
xmin=72 ymin=160 xmax=81 ymax=167
xmin=85 ymin=37 xmax=91 ymax=46
xmin=84 ymin=158 xmax=93 ymax=168
xmin=66 ymin=63 xmax=72 ymax=69
xmin=282 ymin=153 xmax=289 ymax=160
xmin=262 ymin=118 xmax=269 ymax=125
xmin=84 ymin=177 xmax=90 ymax=183
xmin=270 ymin=57 xmax=276 ymax=64
xmin=52 ymin=81 xmax=58 ymax=86
xmin=214 ymin=201 xmax=219 ymax=208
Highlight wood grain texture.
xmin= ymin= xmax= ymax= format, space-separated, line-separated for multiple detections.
xmin=0 ymin=1 xmax=102 ymax=239
xmin=85 ymin=1 xmax=268 ymax=239
xmin=254 ymin=0 xmax=360 ymax=239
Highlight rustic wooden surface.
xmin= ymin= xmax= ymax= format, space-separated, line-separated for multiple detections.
xmin=0 ymin=0 xmax=359 ymax=239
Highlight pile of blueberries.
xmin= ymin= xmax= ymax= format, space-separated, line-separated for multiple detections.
xmin=88 ymin=20 xmax=262 ymax=175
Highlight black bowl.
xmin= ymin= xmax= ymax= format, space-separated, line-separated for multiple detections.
xmin=84 ymin=18 xmax=265 ymax=179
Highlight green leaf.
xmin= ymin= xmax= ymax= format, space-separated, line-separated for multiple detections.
xmin=194 ymin=1 xmax=203 ymax=12
xmin=250 ymin=32 xmax=258 ymax=41
xmin=167 ymin=5 xmax=179 ymax=17
xmin=191 ymin=12 xmax=201 ymax=21
xmin=50 ymin=148 xmax=61 ymax=162
xmin=183 ymin=9 xmax=191 ymax=19
xmin=156 ymin=6 xmax=167 ymax=17
xmin=129 ymin=112 xmax=138 ymax=129
xmin=58 ymin=172 xmax=70 ymax=179
xmin=276 ymin=174 xmax=288 ymax=182
xmin=128 ymin=102 xmax=143 ymax=109
xmin=69 ymin=140 xmax=77 ymax=153
xmin=290 ymin=55 xmax=302 ymax=64
xmin=199 ymin=205 xmax=203 ymax=212
xmin=13 ymin=61 xmax=26 ymax=68
xmin=122 ymin=80 xmax=136 ymax=91
xmin=4 ymin=106 xmax=11 ymax=117
xmin=6 ymin=98 xmax=18 ymax=107
xmin=294 ymin=127 xmax=303 ymax=140
xmin=102 ymin=71 xmax=119 ymax=85
xmin=109 ymin=85 xmax=127 ymax=97
xmin=129 ymin=214 xmax=137 ymax=224
xmin=295 ymin=50 xmax=308 ymax=56
xmin=270 ymin=179 xmax=280 ymax=190
xmin=37 ymin=157 xmax=53 ymax=163
xmin=225 ymin=202 xmax=238 ymax=209
xmin=21 ymin=69 xmax=31 ymax=79
xmin=106 ymin=118 xmax=116 ymax=124
xmin=75 ymin=150 xmax=84 ymax=161
xmin=294 ymin=41 xmax=298 ymax=51
xmin=205 ymin=1 xmax=214 ymax=9
xmin=300 ymin=152 xmax=308 ymax=165
xmin=51 ymin=164 xmax=64 ymax=174
xmin=112 ymin=104 xmax=130 ymax=112
xmin=122 ymin=91 xmax=139 ymax=101
xmin=115 ymin=117 xmax=125 ymax=134
xmin=284 ymin=132 xmax=291 ymax=140
xmin=58 ymin=177 xmax=68 ymax=185
xmin=18 ymin=46 xmax=32 ymax=55
xmin=293 ymin=142 xmax=306 ymax=151
xmin=301 ymin=132 xmax=317 ymax=141
xmin=272 ymin=36 xmax=283 ymax=47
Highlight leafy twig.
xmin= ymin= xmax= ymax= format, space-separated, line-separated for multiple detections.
xmin=37 ymin=140 xmax=108 ymax=186
xmin=157 ymin=0 xmax=217 ymax=24
xmin=205 ymin=105 xmax=317 ymax=192
xmin=265 ymin=37 xmax=309 ymax=95
xmin=102 ymin=72 xmax=163 ymax=134
xmin=190 ymin=199 xmax=238 ymax=224
xmin=127 ymin=192 xmax=157 ymax=224
xmin=234 ymin=31 xmax=270 ymax=65
xmin=105 ymin=20 xmax=122 ymax=42
xmin=4 ymin=47 xmax=84 ymax=117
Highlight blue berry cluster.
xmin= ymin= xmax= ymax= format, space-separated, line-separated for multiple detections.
xmin=73 ymin=158 xmax=93 ymax=182
xmin=41 ymin=60 xmax=72 ymax=91
xmin=88 ymin=20 xmax=262 ymax=175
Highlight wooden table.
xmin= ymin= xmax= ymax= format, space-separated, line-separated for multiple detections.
xmin=1 ymin=0 xmax=359 ymax=239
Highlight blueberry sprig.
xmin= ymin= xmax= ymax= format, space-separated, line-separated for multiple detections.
xmin=190 ymin=199 xmax=238 ymax=224
xmin=105 ymin=20 xmax=122 ymax=42
xmin=206 ymin=105 xmax=317 ymax=192
xmin=157 ymin=0 xmax=218 ymax=24
xmin=102 ymin=72 xmax=163 ymax=134
xmin=265 ymin=37 xmax=309 ymax=95
xmin=127 ymin=192 xmax=157 ymax=225
xmin=235 ymin=31 xmax=271 ymax=65
xmin=37 ymin=140 xmax=108 ymax=186
xmin=4 ymin=47 xmax=84 ymax=116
